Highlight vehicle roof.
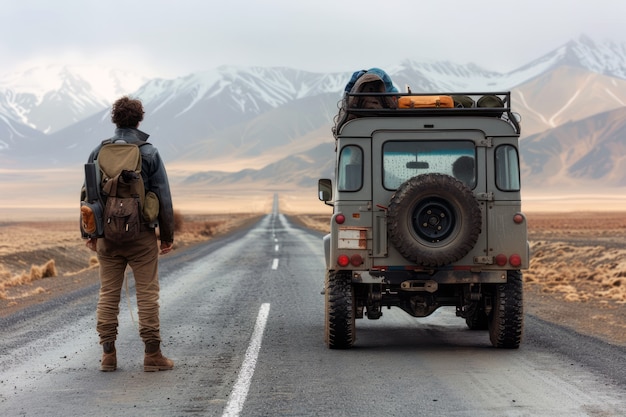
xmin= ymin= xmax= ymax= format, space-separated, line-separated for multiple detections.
xmin=338 ymin=116 xmax=520 ymax=138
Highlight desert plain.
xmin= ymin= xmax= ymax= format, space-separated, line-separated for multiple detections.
xmin=1 ymin=207 xmax=625 ymax=347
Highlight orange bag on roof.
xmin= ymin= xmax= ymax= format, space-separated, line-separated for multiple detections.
xmin=398 ymin=95 xmax=454 ymax=109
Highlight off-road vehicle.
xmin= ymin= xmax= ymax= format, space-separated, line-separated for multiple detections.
xmin=319 ymin=89 xmax=528 ymax=349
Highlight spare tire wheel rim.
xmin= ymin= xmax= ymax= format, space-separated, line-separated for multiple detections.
xmin=412 ymin=196 xmax=456 ymax=242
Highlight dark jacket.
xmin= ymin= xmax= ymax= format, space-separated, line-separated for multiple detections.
xmin=83 ymin=128 xmax=175 ymax=243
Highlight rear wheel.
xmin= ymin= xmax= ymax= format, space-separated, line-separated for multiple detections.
xmin=488 ymin=271 xmax=524 ymax=348
xmin=325 ymin=271 xmax=355 ymax=349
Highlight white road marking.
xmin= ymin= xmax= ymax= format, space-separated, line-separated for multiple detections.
xmin=222 ymin=303 xmax=271 ymax=417
xmin=274 ymin=244 xmax=279 ymax=252
xmin=271 ymin=258 xmax=279 ymax=270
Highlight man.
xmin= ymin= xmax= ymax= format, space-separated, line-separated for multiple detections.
xmin=81 ymin=96 xmax=175 ymax=372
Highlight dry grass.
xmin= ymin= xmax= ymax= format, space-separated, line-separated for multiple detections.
xmin=173 ymin=213 xmax=260 ymax=246
xmin=292 ymin=214 xmax=330 ymax=234
xmin=0 ymin=260 xmax=57 ymax=300
xmin=0 ymin=212 xmax=261 ymax=301
xmin=525 ymin=212 xmax=626 ymax=304
xmin=526 ymin=241 xmax=626 ymax=303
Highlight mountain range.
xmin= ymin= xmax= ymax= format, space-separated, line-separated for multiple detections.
xmin=1 ymin=34 xmax=625 ymax=213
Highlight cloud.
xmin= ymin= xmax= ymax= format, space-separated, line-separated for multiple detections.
xmin=2 ymin=0 xmax=626 ymax=77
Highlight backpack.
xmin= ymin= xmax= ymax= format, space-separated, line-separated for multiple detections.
xmin=81 ymin=139 xmax=159 ymax=242
xmin=333 ymin=68 xmax=398 ymax=135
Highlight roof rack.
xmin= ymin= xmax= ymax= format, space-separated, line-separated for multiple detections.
xmin=336 ymin=91 xmax=520 ymax=134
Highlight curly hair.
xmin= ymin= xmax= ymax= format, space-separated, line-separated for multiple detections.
xmin=111 ymin=96 xmax=144 ymax=128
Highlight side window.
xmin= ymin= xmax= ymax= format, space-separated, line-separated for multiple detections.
xmin=338 ymin=145 xmax=363 ymax=192
xmin=495 ymin=145 xmax=520 ymax=191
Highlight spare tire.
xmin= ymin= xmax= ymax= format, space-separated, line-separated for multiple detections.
xmin=387 ymin=173 xmax=482 ymax=266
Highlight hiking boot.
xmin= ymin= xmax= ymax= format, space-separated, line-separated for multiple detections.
xmin=101 ymin=341 xmax=116 ymax=372
xmin=144 ymin=341 xmax=174 ymax=372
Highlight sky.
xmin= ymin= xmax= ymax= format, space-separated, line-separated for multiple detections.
xmin=1 ymin=0 xmax=626 ymax=79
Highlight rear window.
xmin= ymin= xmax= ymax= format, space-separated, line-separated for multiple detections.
xmin=383 ymin=140 xmax=476 ymax=189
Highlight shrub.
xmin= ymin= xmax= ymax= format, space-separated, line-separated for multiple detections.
xmin=28 ymin=260 xmax=57 ymax=281
xmin=44 ymin=260 xmax=57 ymax=277
xmin=200 ymin=221 xmax=220 ymax=237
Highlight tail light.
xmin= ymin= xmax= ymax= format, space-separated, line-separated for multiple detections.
xmin=495 ymin=253 xmax=522 ymax=267
xmin=337 ymin=253 xmax=364 ymax=267
xmin=509 ymin=254 xmax=522 ymax=268
xmin=495 ymin=254 xmax=508 ymax=266
xmin=350 ymin=254 xmax=363 ymax=266
xmin=337 ymin=255 xmax=350 ymax=267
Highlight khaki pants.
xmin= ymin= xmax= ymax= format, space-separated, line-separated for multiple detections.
xmin=96 ymin=230 xmax=161 ymax=344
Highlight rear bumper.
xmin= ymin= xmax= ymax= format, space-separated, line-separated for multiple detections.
xmin=350 ymin=269 xmax=508 ymax=285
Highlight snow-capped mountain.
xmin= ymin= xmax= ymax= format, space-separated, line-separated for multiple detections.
xmin=390 ymin=35 xmax=626 ymax=92
xmin=537 ymin=35 xmax=626 ymax=79
xmin=1 ymin=34 xmax=626 ymax=209
xmin=132 ymin=66 xmax=348 ymax=154
xmin=137 ymin=66 xmax=347 ymax=112
xmin=0 ymin=113 xmax=46 ymax=158
xmin=0 ymin=65 xmax=150 ymax=133
xmin=4 ymin=34 xmax=625 ymax=141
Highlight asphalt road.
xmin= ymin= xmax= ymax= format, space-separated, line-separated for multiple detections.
xmin=1 ymin=202 xmax=626 ymax=416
